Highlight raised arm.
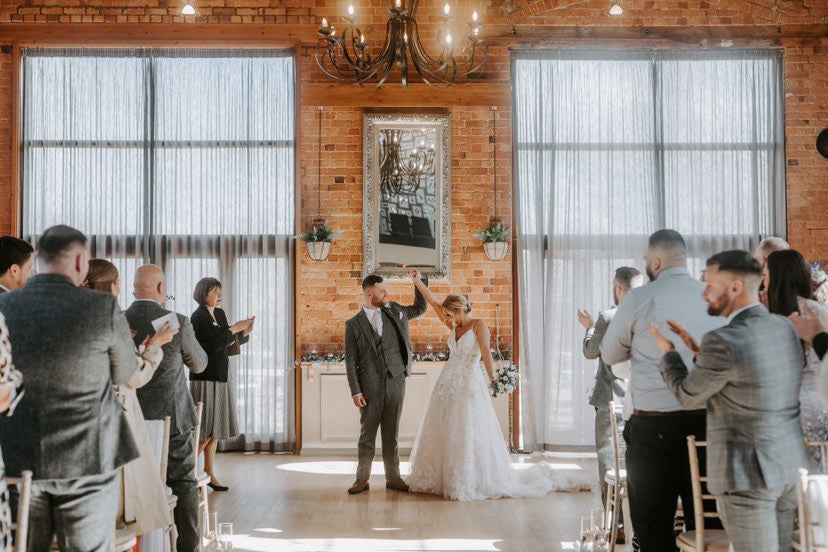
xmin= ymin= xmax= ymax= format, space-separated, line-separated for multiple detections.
xmin=408 ymin=270 xmax=449 ymax=328
xmin=583 ymin=311 xmax=610 ymax=360
xmin=659 ymin=331 xmax=731 ymax=410
xmin=600 ymin=292 xmax=636 ymax=366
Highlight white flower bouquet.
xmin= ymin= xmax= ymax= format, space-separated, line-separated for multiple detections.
xmin=488 ymin=363 xmax=518 ymax=398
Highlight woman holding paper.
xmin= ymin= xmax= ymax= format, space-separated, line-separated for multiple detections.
xmin=83 ymin=259 xmax=176 ymax=536
xmin=189 ymin=277 xmax=254 ymax=491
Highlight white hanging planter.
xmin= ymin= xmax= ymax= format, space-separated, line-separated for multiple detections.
xmin=306 ymin=241 xmax=332 ymax=261
xmin=483 ymin=240 xmax=509 ymax=261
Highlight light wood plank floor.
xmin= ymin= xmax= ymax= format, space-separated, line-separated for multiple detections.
xmin=206 ymin=452 xmax=602 ymax=552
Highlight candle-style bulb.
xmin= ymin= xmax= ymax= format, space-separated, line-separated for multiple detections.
xmin=347 ymin=4 xmax=354 ymax=15
xmin=445 ymin=32 xmax=452 ymax=44
xmin=472 ymin=10 xmax=478 ymax=21
xmin=395 ymin=0 xmax=401 ymax=7
xmin=321 ymin=16 xmax=328 ymax=27
xmin=360 ymin=32 xmax=365 ymax=43
xmin=443 ymin=3 xmax=450 ymax=14
xmin=403 ymin=31 xmax=408 ymax=41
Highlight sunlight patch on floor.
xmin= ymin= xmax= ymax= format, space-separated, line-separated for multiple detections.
xmin=227 ymin=536 xmax=501 ymax=551
xmin=276 ymin=460 xmax=583 ymax=475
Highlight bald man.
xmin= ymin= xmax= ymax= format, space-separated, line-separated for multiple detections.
xmin=125 ymin=265 xmax=207 ymax=552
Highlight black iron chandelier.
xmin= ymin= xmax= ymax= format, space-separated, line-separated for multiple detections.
xmin=315 ymin=0 xmax=487 ymax=87
xmin=380 ymin=130 xmax=435 ymax=195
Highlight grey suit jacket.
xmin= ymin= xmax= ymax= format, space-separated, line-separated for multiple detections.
xmin=583 ymin=307 xmax=626 ymax=410
xmin=344 ymin=281 xmax=428 ymax=398
xmin=125 ymin=300 xmax=207 ymax=434
xmin=660 ymin=304 xmax=809 ymax=494
xmin=0 ymin=273 xmax=140 ymax=479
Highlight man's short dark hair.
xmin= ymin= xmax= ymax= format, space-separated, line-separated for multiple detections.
xmin=362 ymin=274 xmax=383 ymax=290
xmin=614 ymin=266 xmax=642 ymax=290
xmin=37 ymin=225 xmax=88 ymax=265
xmin=648 ymin=229 xmax=687 ymax=253
xmin=706 ymin=250 xmax=762 ymax=277
xmin=0 ymin=237 xmax=34 ymax=276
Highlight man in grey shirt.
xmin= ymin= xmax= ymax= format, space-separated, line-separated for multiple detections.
xmin=600 ymin=229 xmax=724 ymax=551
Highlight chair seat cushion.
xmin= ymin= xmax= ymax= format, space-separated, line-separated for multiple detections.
xmin=604 ymin=469 xmax=627 ymax=483
xmin=676 ymin=529 xmax=730 ymax=552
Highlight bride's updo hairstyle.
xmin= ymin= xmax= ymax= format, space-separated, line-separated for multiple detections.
xmin=441 ymin=294 xmax=472 ymax=329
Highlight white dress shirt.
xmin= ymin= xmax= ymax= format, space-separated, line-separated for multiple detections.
xmin=600 ymin=266 xmax=725 ymax=412
xmin=725 ymin=303 xmax=760 ymax=325
xmin=363 ymin=306 xmax=383 ymax=336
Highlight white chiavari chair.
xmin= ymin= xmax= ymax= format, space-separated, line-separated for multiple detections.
xmin=7 ymin=470 xmax=32 ymax=552
xmin=675 ymin=437 xmax=730 ymax=552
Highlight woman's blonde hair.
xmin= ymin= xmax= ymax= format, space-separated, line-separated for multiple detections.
xmin=441 ymin=294 xmax=472 ymax=328
xmin=83 ymin=259 xmax=119 ymax=293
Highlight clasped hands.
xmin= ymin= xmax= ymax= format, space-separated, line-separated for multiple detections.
xmin=649 ymin=321 xmax=700 ymax=355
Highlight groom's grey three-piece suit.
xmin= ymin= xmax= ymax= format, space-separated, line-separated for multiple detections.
xmin=345 ymin=280 xmax=427 ymax=482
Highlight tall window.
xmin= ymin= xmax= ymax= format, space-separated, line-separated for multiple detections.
xmin=512 ymin=50 xmax=785 ymax=448
xmin=22 ymin=48 xmax=296 ymax=449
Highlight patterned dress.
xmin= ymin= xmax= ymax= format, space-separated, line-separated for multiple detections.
xmin=800 ymin=299 xmax=828 ymax=470
xmin=0 ymin=313 xmax=19 ymax=552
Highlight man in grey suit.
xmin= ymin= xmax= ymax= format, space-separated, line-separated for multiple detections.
xmin=578 ymin=266 xmax=642 ymax=539
xmin=652 ymin=250 xmax=809 ymax=552
xmin=345 ymin=273 xmax=427 ymax=494
xmin=125 ymin=264 xmax=207 ymax=552
xmin=0 ymin=225 xmax=139 ymax=552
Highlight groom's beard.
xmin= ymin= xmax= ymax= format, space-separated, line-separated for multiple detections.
xmin=371 ymin=298 xmax=387 ymax=308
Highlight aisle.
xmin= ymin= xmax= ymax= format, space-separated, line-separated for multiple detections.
xmin=206 ymin=452 xmax=600 ymax=552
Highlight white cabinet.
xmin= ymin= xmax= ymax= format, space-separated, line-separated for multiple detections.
xmin=300 ymin=361 xmax=510 ymax=455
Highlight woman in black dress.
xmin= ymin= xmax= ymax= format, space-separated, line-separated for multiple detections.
xmin=190 ymin=277 xmax=254 ymax=491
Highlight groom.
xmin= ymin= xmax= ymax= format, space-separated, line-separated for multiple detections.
xmin=344 ymin=273 xmax=427 ymax=495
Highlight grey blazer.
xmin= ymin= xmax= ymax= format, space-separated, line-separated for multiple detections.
xmin=583 ymin=307 xmax=626 ymax=410
xmin=660 ymin=304 xmax=809 ymax=494
xmin=344 ymin=281 xmax=428 ymax=398
xmin=125 ymin=300 xmax=207 ymax=434
xmin=0 ymin=273 xmax=140 ymax=479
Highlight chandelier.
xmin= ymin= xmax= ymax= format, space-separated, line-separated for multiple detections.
xmin=380 ymin=130 xmax=435 ymax=196
xmin=315 ymin=0 xmax=487 ymax=87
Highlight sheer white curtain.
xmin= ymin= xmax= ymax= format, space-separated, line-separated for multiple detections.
xmin=512 ymin=49 xmax=785 ymax=449
xmin=22 ymin=48 xmax=296 ymax=450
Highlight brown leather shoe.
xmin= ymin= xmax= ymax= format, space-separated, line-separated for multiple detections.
xmin=615 ymin=528 xmax=626 ymax=545
xmin=385 ymin=479 xmax=409 ymax=492
xmin=348 ymin=480 xmax=370 ymax=494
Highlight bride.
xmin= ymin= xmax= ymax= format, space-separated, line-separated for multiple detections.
xmin=405 ymin=270 xmax=590 ymax=500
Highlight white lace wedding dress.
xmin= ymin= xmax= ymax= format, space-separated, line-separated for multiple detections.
xmin=406 ymin=327 xmax=591 ymax=500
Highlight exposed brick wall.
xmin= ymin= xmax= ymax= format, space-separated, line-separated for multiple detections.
xmin=297 ymin=102 xmax=513 ymax=354
xmin=0 ymin=0 xmax=826 ymax=355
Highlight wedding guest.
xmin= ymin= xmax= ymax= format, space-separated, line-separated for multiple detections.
xmin=578 ymin=266 xmax=643 ymax=541
xmin=0 ymin=311 xmax=24 ymax=552
xmin=600 ymin=229 xmax=724 ymax=552
xmin=754 ymin=236 xmax=790 ymax=269
xmin=189 ymin=277 xmax=253 ymax=492
xmin=125 ymin=265 xmax=207 ymax=552
xmin=765 ymin=249 xmax=828 ymax=467
xmin=651 ymin=250 xmax=808 ymax=552
xmin=0 ymin=225 xmax=139 ymax=551
xmin=0 ymin=237 xmax=34 ymax=293
xmin=83 ymin=259 xmax=175 ymax=537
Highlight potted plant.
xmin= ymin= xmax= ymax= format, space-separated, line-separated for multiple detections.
xmin=475 ymin=220 xmax=511 ymax=261
xmin=297 ymin=218 xmax=342 ymax=261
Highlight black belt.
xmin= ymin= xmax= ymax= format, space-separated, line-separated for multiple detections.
xmin=632 ymin=409 xmax=706 ymax=417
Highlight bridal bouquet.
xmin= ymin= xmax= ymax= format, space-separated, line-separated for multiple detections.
xmin=488 ymin=363 xmax=518 ymax=398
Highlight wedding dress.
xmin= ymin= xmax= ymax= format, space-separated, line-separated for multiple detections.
xmin=406 ymin=327 xmax=590 ymax=500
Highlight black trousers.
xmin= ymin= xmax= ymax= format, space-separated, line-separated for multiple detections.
xmin=623 ymin=412 xmax=720 ymax=552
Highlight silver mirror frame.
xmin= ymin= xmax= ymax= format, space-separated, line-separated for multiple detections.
xmin=363 ymin=112 xmax=451 ymax=281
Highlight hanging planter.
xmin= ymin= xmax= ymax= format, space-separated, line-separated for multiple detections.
xmin=476 ymin=220 xmax=511 ymax=261
xmin=297 ymin=218 xmax=341 ymax=261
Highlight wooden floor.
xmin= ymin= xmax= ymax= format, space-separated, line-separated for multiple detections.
xmin=206 ymin=452 xmax=602 ymax=552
